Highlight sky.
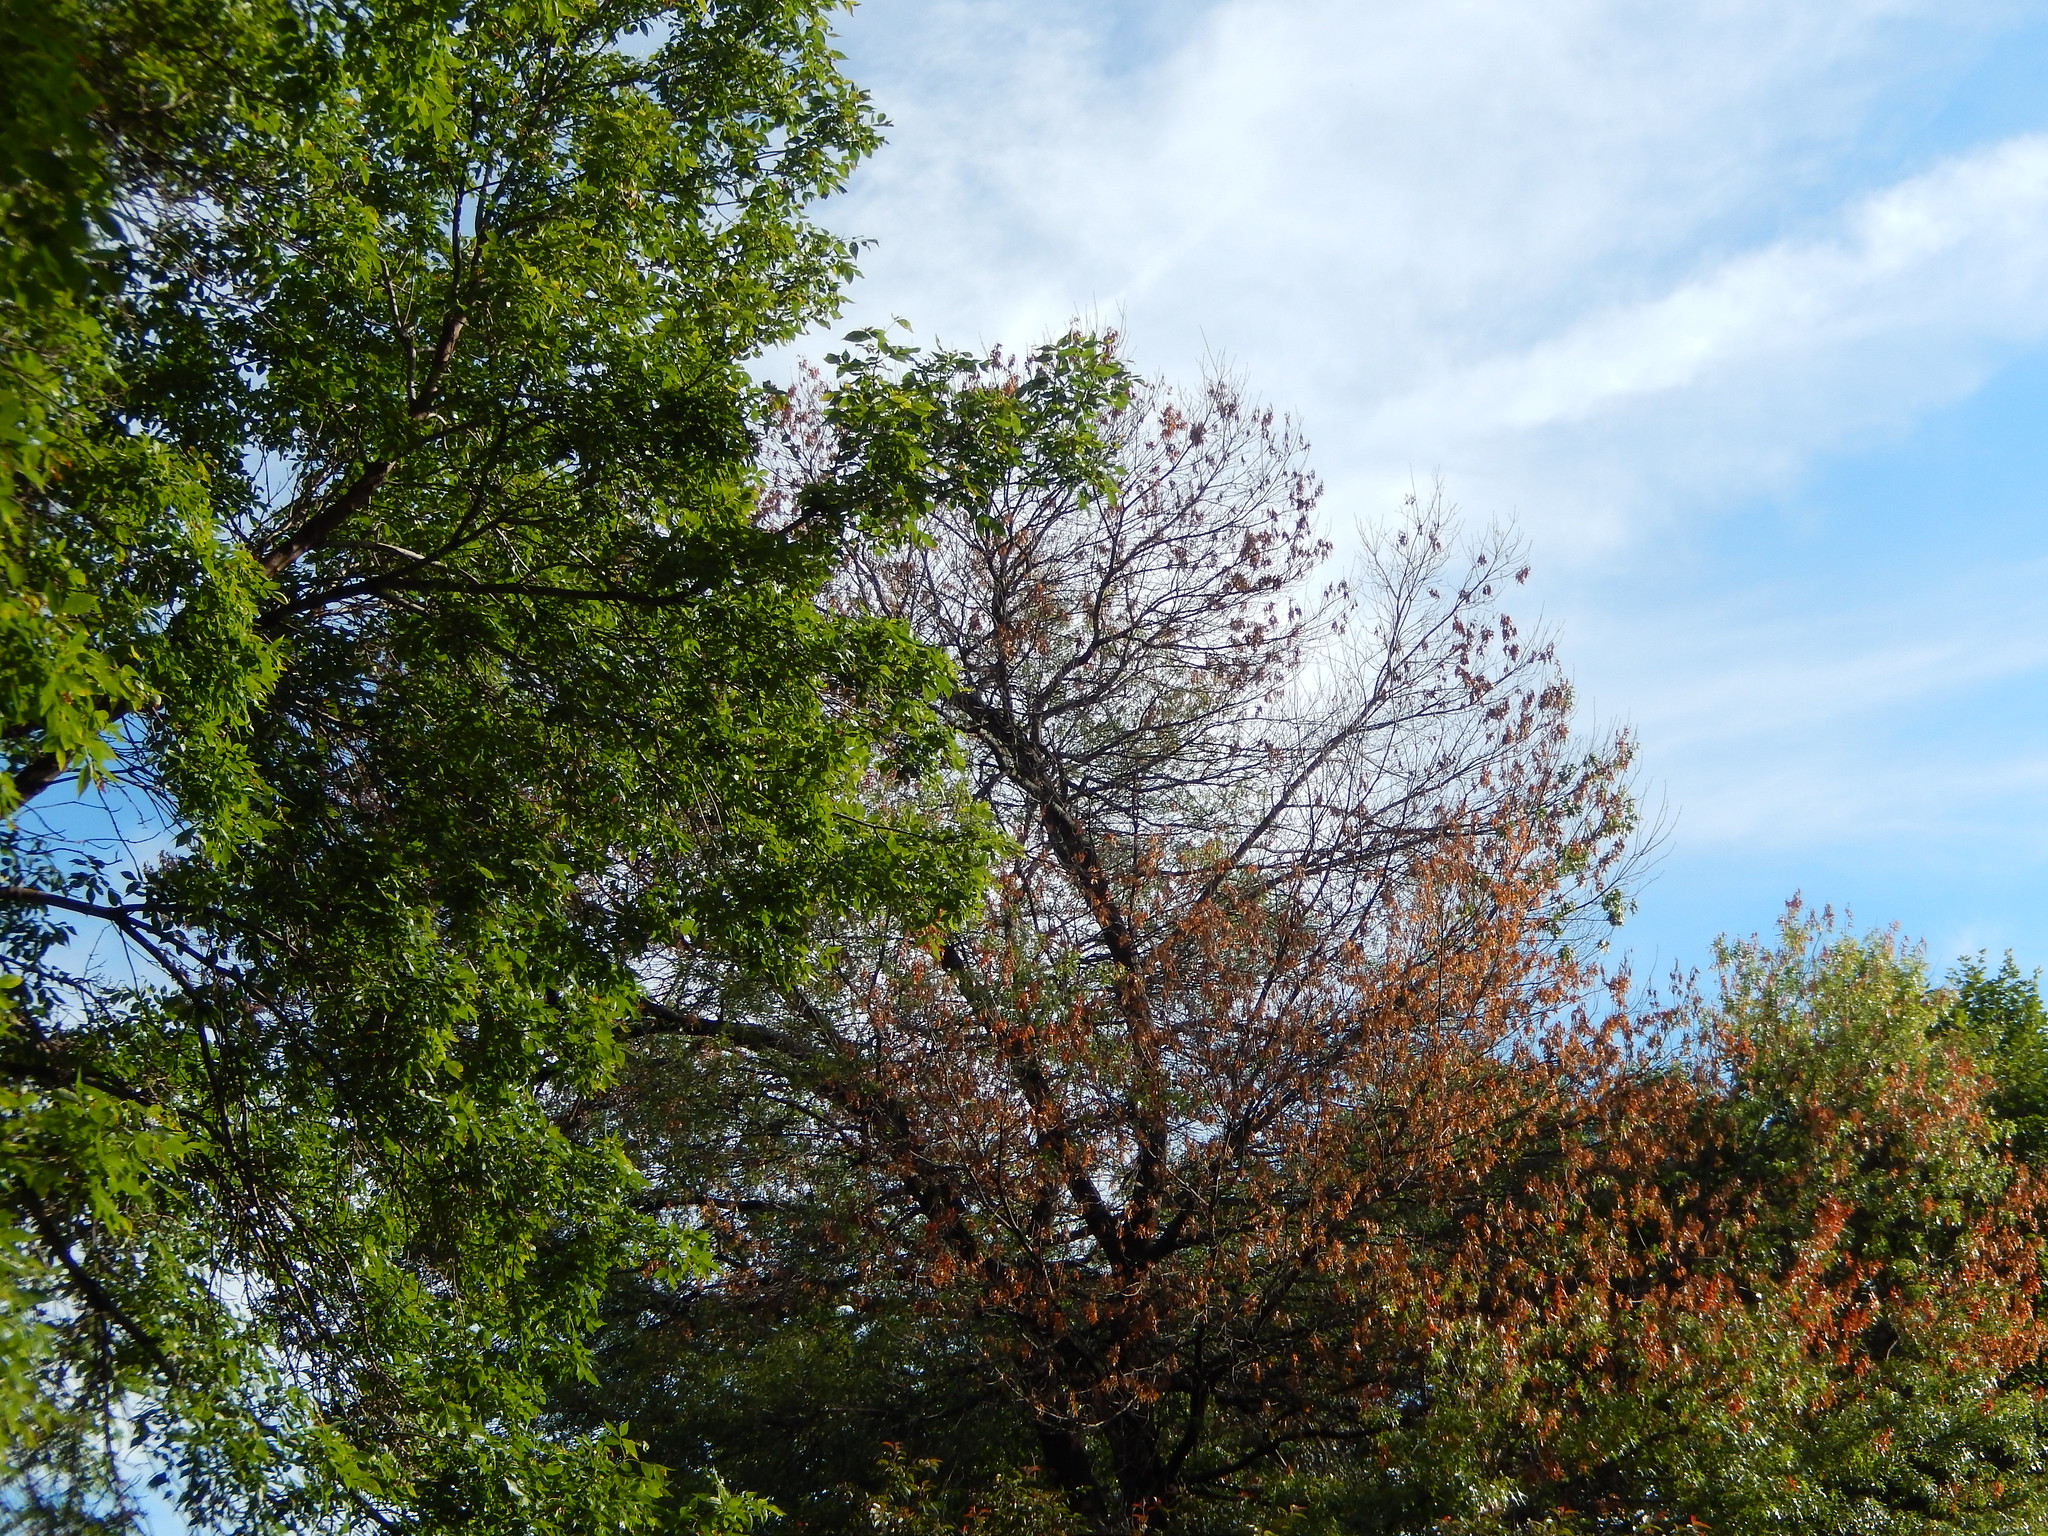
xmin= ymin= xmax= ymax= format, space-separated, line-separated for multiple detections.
xmin=788 ymin=0 xmax=2048 ymax=983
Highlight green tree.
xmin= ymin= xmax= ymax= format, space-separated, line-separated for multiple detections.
xmin=1945 ymin=952 xmax=2048 ymax=1163
xmin=0 ymin=0 xmax=996 ymax=1531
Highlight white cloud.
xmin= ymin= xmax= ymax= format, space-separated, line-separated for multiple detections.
xmin=1391 ymin=136 xmax=2048 ymax=433
xmin=813 ymin=0 xmax=2048 ymax=953
xmin=823 ymin=0 xmax=2045 ymax=543
xmin=1353 ymin=132 xmax=2048 ymax=550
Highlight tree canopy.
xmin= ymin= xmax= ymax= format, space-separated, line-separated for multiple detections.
xmin=588 ymin=356 xmax=1652 ymax=1530
xmin=566 ymin=354 xmax=2048 ymax=1536
xmin=8 ymin=3 xmax=2048 ymax=1535
xmin=0 ymin=0 xmax=1015 ymax=1529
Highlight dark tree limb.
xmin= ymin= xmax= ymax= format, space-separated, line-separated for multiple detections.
xmin=259 ymin=459 xmax=396 ymax=577
xmin=13 ymin=1179 xmax=182 ymax=1385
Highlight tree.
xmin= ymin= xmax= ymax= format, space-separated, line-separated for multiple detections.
xmin=1685 ymin=921 xmax=2048 ymax=1534
xmin=575 ymin=349 xmax=2048 ymax=1536
xmin=578 ymin=346 xmax=1667 ymax=1534
xmin=1282 ymin=915 xmax=2048 ymax=1536
xmin=0 ymin=0 xmax=998 ymax=1530
xmin=1946 ymin=951 xmax=2048 ymax=1164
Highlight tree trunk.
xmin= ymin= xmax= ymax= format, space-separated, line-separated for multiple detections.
xmin=1034 ymin=1417 xmax=1115 ymax=1533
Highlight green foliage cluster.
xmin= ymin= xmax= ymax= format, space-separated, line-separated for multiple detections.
xmin=0 ymin=0 xmax=1038 ymax=1531
xmin=1947 ymin=953 xmax=2048 ymax=1163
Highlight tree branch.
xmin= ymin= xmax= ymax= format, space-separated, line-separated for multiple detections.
xmin=259 ymin=574 xmax=721 ymax=632
xmin=259 ymin=459 xmax=396 ymax=577
xmin=0 ymin=884 xmax=145 ymax=924
xmin=9 ymin=728 xmax=126 ymax=806
xmin=14 ymin=1179 xmax=182 ymax=1385
xmin=408 ymin=308 xmax=465 ymax=420
xmin=939 ymin=936 xmax=1129 ymax=1267
xmin=627 ymin=997 xmax=803 ymax=1056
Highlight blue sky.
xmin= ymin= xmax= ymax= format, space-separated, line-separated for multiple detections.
xmin=787 ymin=0 xmax=2048 ymax=983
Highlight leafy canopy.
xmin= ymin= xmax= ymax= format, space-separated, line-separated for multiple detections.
xmin=0 ymin=0 xmax=1002 ymax=1530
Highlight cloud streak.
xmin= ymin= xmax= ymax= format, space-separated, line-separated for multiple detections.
xmin=828 ymin=0 xmax=2047 ymax=532
xmin=1398 ymin=135 xmax=2048 ymax=432
xmin=818 ymin=0 xmax=2048 ymax=961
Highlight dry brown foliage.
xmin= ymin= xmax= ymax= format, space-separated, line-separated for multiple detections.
xmin=605 ymin=355 xmax=2048 ymax=1534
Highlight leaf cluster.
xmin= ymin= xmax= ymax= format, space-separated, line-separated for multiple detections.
xmin=0 ymin=0 xmax=991 ymax=1531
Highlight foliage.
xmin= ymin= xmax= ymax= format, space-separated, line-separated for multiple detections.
xmin=11 ymin=1 xmax=2048 ymax=1525
xmin=572 ymin=347 xmax=1672 ymax=1534
xmin=859 ymin=1446 xmax=1078 ymax=1536
xmin=1341 ymin=914 xmax=2048 ymax=1536
xmin=567 ymin=343 xmax=2048 ymax=1536
xmin=1946 ymin=952 xmax=2048 ymax=1164
xmin=0 ymin=0 xmax=1000 ymax=1531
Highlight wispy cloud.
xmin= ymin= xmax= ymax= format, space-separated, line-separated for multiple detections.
xmin=1566 ymin=551 xmax=2048 ymax=843
xmin=818 ymin=0 xmax=2048 ymax=960
xmin=827 ymin=0 xmax=2044 ymax=536
xmin=1358 ymin=133 xmax=2048 ymax=546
